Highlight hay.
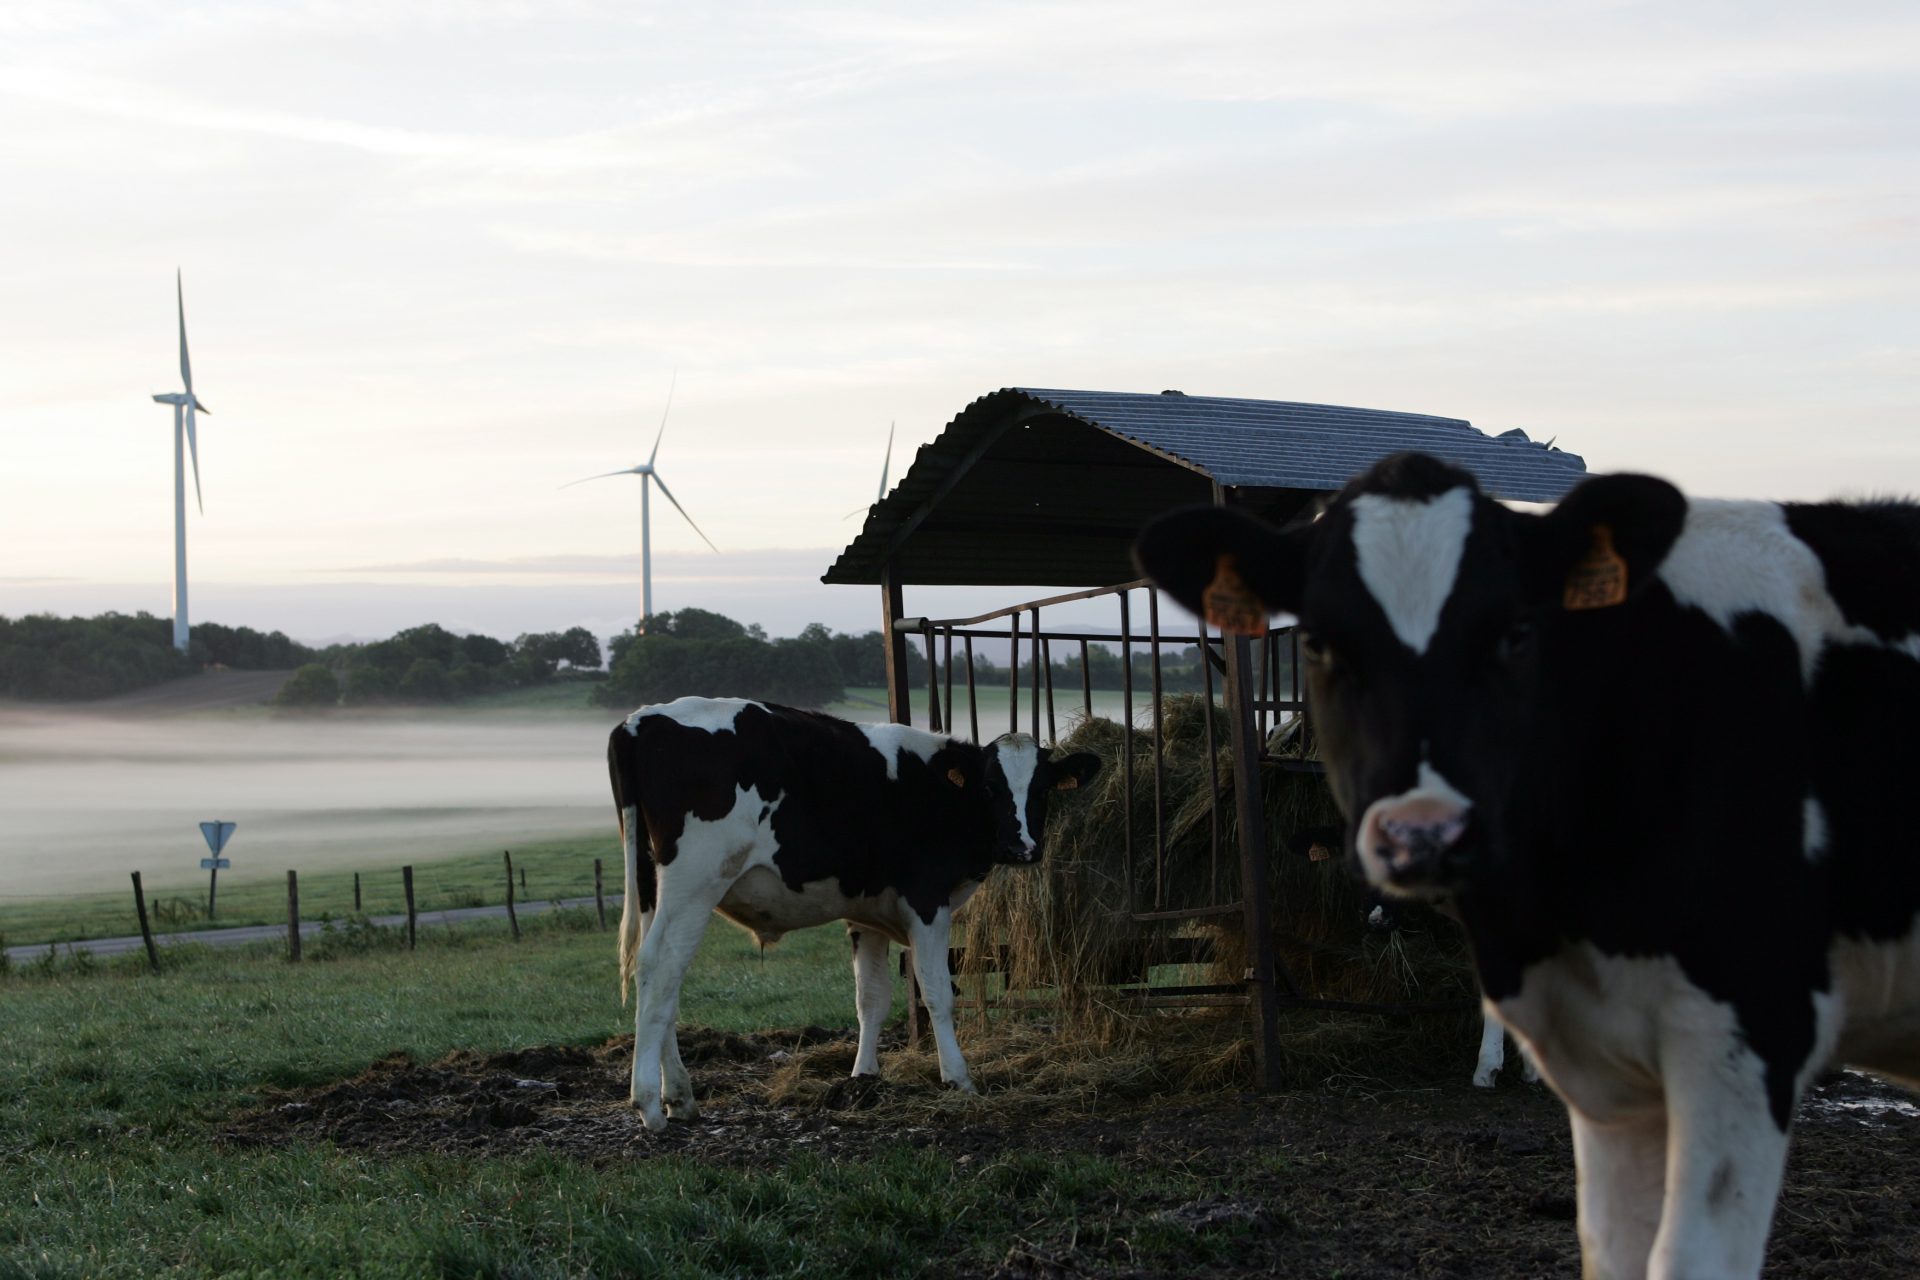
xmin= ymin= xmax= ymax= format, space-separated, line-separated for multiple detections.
xmin=959 ymin=695 xmax=1476 ymax=1026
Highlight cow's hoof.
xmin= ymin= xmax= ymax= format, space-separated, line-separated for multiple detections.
xmin=945 ymin=1078 xmax=977 ymax=1095
xmin=1472 ymin=1070 xmax=1497 ymax=1089
xmin=665 ymin=1095 xmax=700 ymax=1121
xmin=631 ymin=1097 xmax=669 ymax=1131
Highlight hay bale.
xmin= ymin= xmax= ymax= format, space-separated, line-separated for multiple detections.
xmin=958 ymin=694 xmax=1476 ymax=1019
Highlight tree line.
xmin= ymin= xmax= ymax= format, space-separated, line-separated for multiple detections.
xmin=0 ymin=612 xmax=315 ymax=700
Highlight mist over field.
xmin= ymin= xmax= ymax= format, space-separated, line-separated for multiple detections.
xmin=0 ymin=708 xmax=630 ymax=899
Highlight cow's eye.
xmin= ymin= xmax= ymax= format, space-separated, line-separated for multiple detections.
xmin=1300 ymin=633 xmax=1332 ymax=666
xmin=1496 ymin=620 xmax=1535 ymax=664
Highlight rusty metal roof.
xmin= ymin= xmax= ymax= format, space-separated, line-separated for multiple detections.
xmin=823 ymin=386 xmax=1586 ymax=587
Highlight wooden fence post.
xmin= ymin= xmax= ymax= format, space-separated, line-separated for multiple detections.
xmin=354 ymin=871 xmax=362 ymax=913
xmin=130 ymin=871 xmax=160 ymax=974
xmin=519 ymin=865 xmax=527 ymax=894
xmin=403 ymin=865 xmax=416 ymax=950
xmin=504 ymin=850 xmax=520 ymax=940
xmin=594 ymin=857 xmax=606 ymax=929
xmin=286 ymin=869 xmax=302 ymax=962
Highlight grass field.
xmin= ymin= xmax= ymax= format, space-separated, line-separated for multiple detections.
xmin=0 ymin=914 xmax=1150 ymax=1279
xmin=0 ymin=835 xmax=619 ymax=950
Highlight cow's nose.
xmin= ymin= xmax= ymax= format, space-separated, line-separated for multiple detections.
xmin=1367 ymin=798 xmax=1468 ymax=888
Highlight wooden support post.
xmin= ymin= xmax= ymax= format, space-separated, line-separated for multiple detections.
xmin=901 ymin=950 xmax=927 ymax=1046
xmin=594 ymin=857 xmax=607 ymax=929
xmin=880 ymin=568 xmax=911 ymax=728
xmin=130 ymin=871 xmax=160 ymax=974
xmin=403 ymin=865 xmax=417 ymax=950
xmin=504 ymin=850 xmax=520 ymax=940
xmin=286 ymin=870 xmax=302 ymax=962
xmin=519 ymin=865 xmax=527 ymax=894
xmin=1225 ymin=614 xmax=1283 ymax=1092
xmin=353 ymin=871 xmax=362 ymax=913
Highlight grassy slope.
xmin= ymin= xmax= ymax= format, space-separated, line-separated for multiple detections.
xmin=0 ymin=920 xmax=1132 ymax=1279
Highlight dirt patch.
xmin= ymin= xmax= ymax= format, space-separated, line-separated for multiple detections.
xmin=224 ymin=1028 xmax=1920 ymax=1278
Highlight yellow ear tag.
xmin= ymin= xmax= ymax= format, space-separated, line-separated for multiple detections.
xmin=1054 ymin=775 xmax=1079 ymax=791
xmin=1202 ymin=554 xmax=1268 ymax=637
xmin=1564 ymin=524 xmax=1629 ymax=611
xmin=947 ymin=768 xmax=966 ymax=788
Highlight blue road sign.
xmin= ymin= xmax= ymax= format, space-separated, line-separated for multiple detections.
xmin=199 ymin=821 xmax=237 ymax=856
xmin=200 ymin=857 xmax=231 ymax=870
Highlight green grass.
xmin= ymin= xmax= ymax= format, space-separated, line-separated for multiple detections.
xmin=0 ymin=917 xmax=1153 ymax=1278
xmin=0 ymin=836 xmax=620 ymax=949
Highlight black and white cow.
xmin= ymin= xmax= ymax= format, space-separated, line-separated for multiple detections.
xmin=607 ymin=696 xmax=1099 ymax=1131
xmin=1136 ymin=452 xmax=1920 ymax=1280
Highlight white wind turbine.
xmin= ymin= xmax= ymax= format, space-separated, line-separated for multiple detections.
xmin=151 ymin=270 xmax=210 ymax=652
xmin=844 ymin=421 xmax=895 ymax=520
xmin=564 ymin=373 xmax=718 ymax=631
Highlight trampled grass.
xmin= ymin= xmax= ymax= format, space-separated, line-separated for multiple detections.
xmin=6 ymin=916 xmax=1090 ymax=1278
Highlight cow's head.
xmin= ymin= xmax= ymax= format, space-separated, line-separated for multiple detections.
xmin=978 ymin=733 xmax=1102 ymax=864
xmin=1135 ymin=452 xmax=1684 ymax=898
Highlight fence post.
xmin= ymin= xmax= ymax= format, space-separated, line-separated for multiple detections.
xmin=286 ymin=869 xmax=302 ymax=962
xmin=403 ymin=865 xmax=417 ymax=950
xmin=594 ymin=857 xmax=606 ymax=929
xmin=519 ymin=865 xmax=527 ymax=894
xmin=130 ymin=871 xmax=160 ymax=974
xmin=504 ymin=850 xmax=520 ymax=941
xmin=354 ymin=871 xmax=362 ymax=913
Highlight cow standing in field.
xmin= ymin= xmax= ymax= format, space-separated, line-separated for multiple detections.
xmin=608 ymin=696 xmax=1099 ymax=1132
xmin=1136 ymin=453 xmax=1920 ymax=1280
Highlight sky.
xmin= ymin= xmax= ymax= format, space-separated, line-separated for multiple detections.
xmin=1 ymin=1 xmax=1916 ymax=647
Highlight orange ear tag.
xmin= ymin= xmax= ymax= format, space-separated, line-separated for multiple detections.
xmin=1202 ymin=554 xmax=1269 ymax=637
xmin=947 ymin=768 xmax=966 ymax=788
xmin=1054 ymin=776 xmax=1079 ymax=791
xmin=1563 ymin=524 xmax=1629 ymax=610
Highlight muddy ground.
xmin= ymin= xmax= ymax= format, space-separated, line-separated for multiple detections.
xmin=226 ymin=1027 xmax=1920 ymax=1278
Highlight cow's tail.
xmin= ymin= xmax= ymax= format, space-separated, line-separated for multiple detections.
xmin=609 ymin=725 xmax=651 ymax=1005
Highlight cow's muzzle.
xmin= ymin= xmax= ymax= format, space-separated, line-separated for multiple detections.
xmin=1358 ymin=791 xmax=1470 ymax=894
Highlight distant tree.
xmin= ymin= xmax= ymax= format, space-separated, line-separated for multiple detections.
xmin=274 ymin=664 xmax=340 ymax=707
xmin=398 ymin=657 xmax=454 ymax=702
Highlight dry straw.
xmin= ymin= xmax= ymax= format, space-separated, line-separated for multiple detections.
xmin=958 ymin=695 xmax=1477 ymax=1028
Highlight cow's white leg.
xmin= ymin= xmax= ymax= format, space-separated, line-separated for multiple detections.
xmin=1645 ymin=1044 xmax=1792 ymax=1280
xmin=1473 ymin=1006 xmax=1506 ymax=1087
xmin=1570 ymin=1109 xmax=1667 ymax=1280
xmin=630 ymin=865 xmax=729 ymax=1132
xmin=628 ymin=903 xmax=697 ymax=1120
xmin=905 ymin=909 xmax=974 ymax=1093
xmin=850 ymin=926 xmax=891 ymax=1078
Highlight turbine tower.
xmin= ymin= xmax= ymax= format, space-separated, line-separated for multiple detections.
xmin=844 ymin=421 xmax=895 ymax=519
xmin=564 ymin=373 xmax=718 ymax=631
xmin=151 ymin=271 xmax=209 ymax=653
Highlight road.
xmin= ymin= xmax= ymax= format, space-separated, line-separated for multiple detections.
xmin=3 ymin=894 xmax=623 ymax=965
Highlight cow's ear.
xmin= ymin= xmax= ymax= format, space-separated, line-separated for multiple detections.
xmin=1520 ymin=473 xmax=1687 ymax=611
xmin=1048 ymin=751 xmax=1101 ymax=790
xmin=1135 ymin=506 xmax=1308 ymax=636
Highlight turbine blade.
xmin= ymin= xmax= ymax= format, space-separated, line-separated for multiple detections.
xmin=649 ymin=471 xmax=718 ymax=553
xmin=177 ymin=269 xmax=193 ymax=395
xmin=878 ymin=420 xmax=894 ymax=501
xmin=560 ymin=468 xmax=640 ymax=489
xmin=192 ymin=395 xmax=210 ymax=414
xmin=647 ymin=366 xmax=677 ymax=468
xmin=185 ymin=401 xmax=204 ymax=514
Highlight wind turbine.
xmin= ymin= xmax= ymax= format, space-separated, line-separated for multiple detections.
xmin=151 ymin=270 xmax=209 ymax=653
xmin=844 ymin=421 xmax=895 ymax=519
xmin=564 ymin=372 xmax=718 ymax=631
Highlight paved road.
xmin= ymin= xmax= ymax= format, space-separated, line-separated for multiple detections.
xmin=4 ymin=894 xmax=623 ymax=965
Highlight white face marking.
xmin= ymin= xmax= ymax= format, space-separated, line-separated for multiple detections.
xmin=991 ymin=734 xmax=1043 ymax=853
xmin=1804 ymin=796 xmax=1829 ymax=864
xmin=627 ymin=696 xmax=765 ymax=735
xmin=857 ymin=721 xmax=947 ymax=781
xmin=1349 ymin=487 xmax=1475 ymax=655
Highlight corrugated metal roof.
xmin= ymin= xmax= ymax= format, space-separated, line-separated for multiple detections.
xmin=1010 ymin=387 xmax=1584 ymax=496
xmin=822 ymin=386 xmax=1586 ymax=587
